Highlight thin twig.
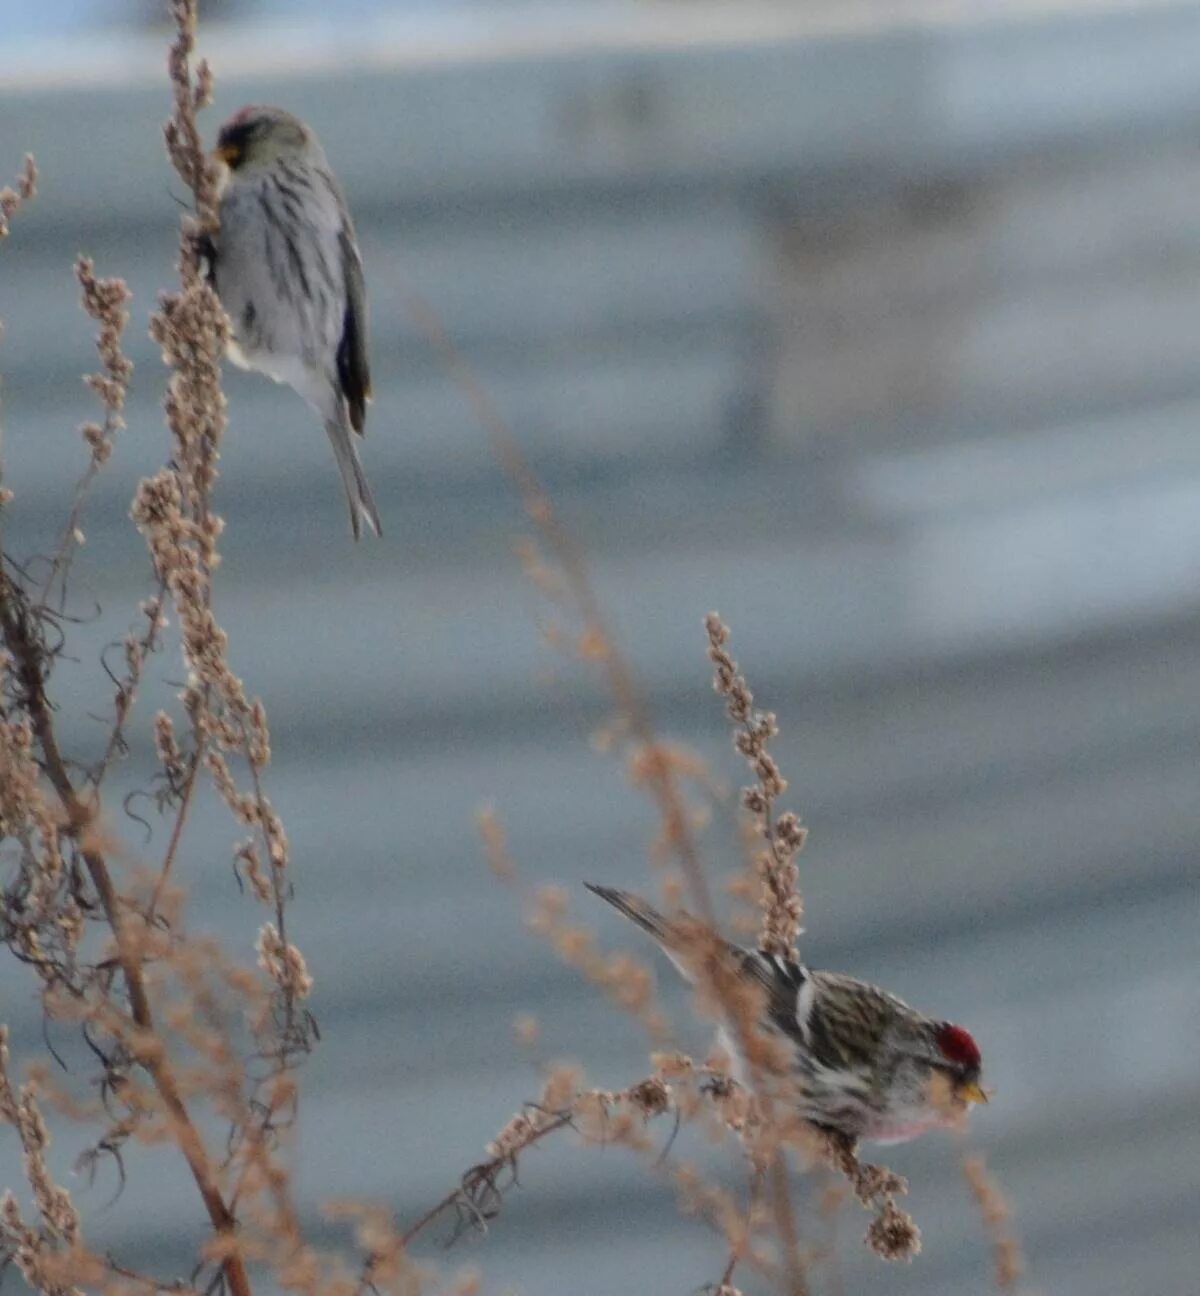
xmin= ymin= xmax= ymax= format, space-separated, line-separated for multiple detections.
xmin=768 ymin=1153 xmax=808 ymax=1296
xmin=402 ymin=289 xmax=716 ymax=927
xmin=962 ymin=1150 xmax=1026 ymax=1291
xmin=89 ymin=581 xmax=170 ymax=794
xmin=103 ymin=1254 xmax=200 ymax=1296
xmin=400 ymin=1112 xmax=573 ymax=1251
xmin=33 ymin=459 xmax=102 ymax=615
xmin=406 ymin=292 xmax=817 ymax=1291
xmin=0 ymin=575 xmax=252 ymax=1296
xmin=145 ymin=743 xmax=204 ymax=923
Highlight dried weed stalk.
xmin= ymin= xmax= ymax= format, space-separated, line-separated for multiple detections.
xmin=404 ymin=293 xmax=717 ymax=924
xmin=0 ymin=5 xmax=308 ymax=1296
xmin=465 ymin=612 xmax=932 ymax=1285
xmin=33 ymin=257 xmax=135 ymax=613
xmin=0 ymin=154 xmax=37 ymax=242
xmin=962 ymin=1152 xmax=1027 ymax=1291
xmin=410 ymin=293 xmax=817 ymax=1289
xmin=400 ymin=1058 xmax=733 ymax=1252
xmin=0 ymin=1027 xmax=86 ymax=1296
xmin=705 ymin=613 xmax=806 ymax=958
xmin=405 ymin=284 xmax=924 ymax=1283
xmin=0 ymin=3 xmax=1025 ymax=1292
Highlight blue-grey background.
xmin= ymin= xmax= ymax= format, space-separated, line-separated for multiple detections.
xmin=2 ymin=3 xmax=1199 ymax=1294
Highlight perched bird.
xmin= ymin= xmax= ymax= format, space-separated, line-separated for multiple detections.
xmin=210 ymin=105 xmax=381 ymax=539
xmin=586 ymin=883 xmax=987 ymax=1144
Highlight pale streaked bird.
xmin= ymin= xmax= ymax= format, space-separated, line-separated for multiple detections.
xmin=586 ymin=883 xmax=988 ymax=1145
xmin=209 ymin=105 xmax=381 ymax=540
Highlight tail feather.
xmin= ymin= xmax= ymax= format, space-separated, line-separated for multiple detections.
xmin=586 ymin=882 xmax=756 ymax=990
xmin=325 ymin=416 xmax=382 ymax=541
xmin=584 ymin=882 xmax=674 ymax=944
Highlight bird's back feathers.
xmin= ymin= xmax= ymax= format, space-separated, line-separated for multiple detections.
xmin=584 ymin=883 xmax=910 ymax=1077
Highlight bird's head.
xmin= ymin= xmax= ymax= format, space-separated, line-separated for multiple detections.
xmin=214 ymin=105 xmax=313 ymax=172
xmin=930 ymin=1020 xmax=988 ymax=1109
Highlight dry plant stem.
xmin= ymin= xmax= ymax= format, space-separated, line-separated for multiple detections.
xmin=0 ymin=1026 xmax=83 ymax=1295
xmin=0 ymin=579 xmax=251 ymax=1296
xmin=146 ymin=743 xmax=203 ymax=919
xmin=35 ymin=256 xmax=133 ymax=615
xmin=423 ymin=339 xmax=810 ymax=1276
xmin=768 ymin=1155 xmax=808 ymax=1296
xmin=159 ymin=21 xmax=257 ymax=1287
xmin=701 ymin=615 xmax=815 ymax=1287
xmin=704 ymin=617 xmax=916 ymax=1263
xmin=817 ymin=1179 xmax=849 ymax=1296
xmin=400 ymin=1068 xmax=794 ymax=1295
xmin=720 ymin=1000 xmax=809 ymax=1293
xmin=705 ymin=613 xmax=805 ymax=959
xmin=520 ymin=872 xmax=668 ymax=1041
xmin=37 ymin=256 xmax=164 ymax=799
xmin=416 ymin=248 xmax=807 ymax=1285
xmin=146 ymin=9 xmax=300 ymax=1288
xmin=154 ymin=8 xmax=298 ymax=1028
xmin=4 ymin=8 xmax=257 ymax=1295
xmin=403 ymin=290 xmax=716 ymax=926
xmin=89 ymin=582 xmax=170 ymax=794
xmin=150 ymin=17 xmax=310 ymax=1291
xmin=0 ymin=153 xmax=37 ymax=242
xmin=102 ymin=1255 xmax=199 ymax=1296
xmin=153 ymin=0 xmax=220 ymax=924
xmin=817 ymin=1130 xmax=919 ymax=1261
xmin=237 ymin=714 xmax=297 ymax=1032
xmin=34 ymin=457 xmax=102 ymax=610
xmin=400 ymin=1070 xmax=675 ymax=1262
xmin=716 ymin=1165 xmax=764 ymax=1293
xmin=399 ymin=1114 xmax=573 ymax=1250
xmin=962 ymin=1152 xmax=1025 ymax=1290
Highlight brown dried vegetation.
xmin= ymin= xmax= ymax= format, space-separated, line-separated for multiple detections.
xmin=0 ymin=3 xmax=1022 ymax=1294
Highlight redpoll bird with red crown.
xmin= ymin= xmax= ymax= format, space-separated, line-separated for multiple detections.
xmin=586 ymin=883 xmax=987 ymax=1145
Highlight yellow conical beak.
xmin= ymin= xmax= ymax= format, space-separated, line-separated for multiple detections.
xmin=957 ymin=1080 xmax=989 ymax=1106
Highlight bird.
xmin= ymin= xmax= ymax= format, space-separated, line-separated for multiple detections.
xmin=585 ymin=883 xmax=987 ymax=1145
xmin=209 ymin=105 xmax=381 ymax=540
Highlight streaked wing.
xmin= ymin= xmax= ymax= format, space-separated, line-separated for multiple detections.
xmin=803 ymin=971 xmax=904 ymax=1073
xmin=336 ymin=223 xmax=370 ymax=435
xmin=738 ymin=949 xmax=810 ymax=1032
